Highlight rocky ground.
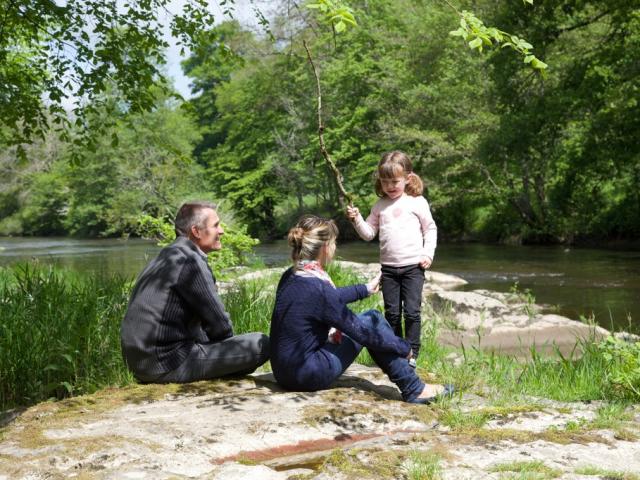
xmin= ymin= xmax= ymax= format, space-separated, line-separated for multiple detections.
xmin=1 ymin=364 xmax=639 ymax=479
xmin=1 ymin=262 xmax=638 ymax=479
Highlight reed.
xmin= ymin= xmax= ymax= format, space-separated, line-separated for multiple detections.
xmin=0 ymin=263 xmax=134 ymax=409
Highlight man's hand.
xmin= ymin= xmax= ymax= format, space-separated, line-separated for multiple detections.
xmin=366 ymin=272 xmax=382 ymax=295
xmin=346 ymin=205 xmax=360 ymax=222
xmin=419 ymin=257 xmax=432 ymax=269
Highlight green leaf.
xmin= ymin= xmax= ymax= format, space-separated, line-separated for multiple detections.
xmin=524 ymin=55 xmax=535 ymax=64
xmin=61 ymin=353 xmax=74 ymax=364
xmin=60 ymin=381 xmax=74 ymax=394
xmin=531 ymin=58 xmax=548 ymax=70
xmin=468 ymin=37 xmax=483 ymax=50
xmin=334 ymin=20 xmax=346 ymax=33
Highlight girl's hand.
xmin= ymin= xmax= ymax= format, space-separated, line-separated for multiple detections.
xmin=419 ymin=257 xmax=432 ymax=269
xmin=346 ymin=205 xmax=360 ymax=221
xmin=366 ymin=272 xmax=382 ymax=295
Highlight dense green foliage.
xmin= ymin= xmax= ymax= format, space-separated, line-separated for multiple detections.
xmin=1 ymin=262 xmax=636 ymax=410
xmin=0 ymin=0 xmax=637 ymax=243
xmin=0 ymin=91 xmax=205 ymax=237
xmin=184 ymin=0 xmax=638 ymax=242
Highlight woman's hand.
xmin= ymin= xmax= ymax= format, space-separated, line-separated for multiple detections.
xmin=366 ymin=272 xmax=382 ymax=295
xmin=346 ymin=205 xmax=360 ymax=222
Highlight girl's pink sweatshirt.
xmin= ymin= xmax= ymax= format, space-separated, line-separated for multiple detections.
xmin=352 ymin=194 xmax=437 ymax=267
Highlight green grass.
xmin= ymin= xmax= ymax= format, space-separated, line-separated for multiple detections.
xmin=2 ymin=261 xmax=638 ymax=412
xmin=418 ymin=299 xmax=639 ymax=404
xmin=0 ymin=263 xmax=134 ymax=409
xmin=439 ymin=408 xmax=490 ymax=430
xmin=489 ymin=460 xmax=562 ymax=479
xmin=0 ymin=262 xmax=378 ymax=410
xmin=574 ymin=465 xmax=640 ymax=479
xmin=405 ymin=450 xmax=443 ymax=480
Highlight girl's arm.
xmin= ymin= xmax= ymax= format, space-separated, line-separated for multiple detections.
xmin=417 ymin=197 xmax=437 ymax=262
xmin=348 ymin=204 xmax=380 ymax=241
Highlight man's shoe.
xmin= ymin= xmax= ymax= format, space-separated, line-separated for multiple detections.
xmin=407 ymin=384 xmax=455 ymax=405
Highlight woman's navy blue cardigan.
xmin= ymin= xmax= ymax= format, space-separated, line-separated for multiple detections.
xmin=270 ymin=267 xmax=411 ymax=391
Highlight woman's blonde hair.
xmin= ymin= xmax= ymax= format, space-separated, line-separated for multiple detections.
xmin=374 ymin=150 xmax=423 ymax=197
xmin=288 ymin=215 xmax=338 ymax=262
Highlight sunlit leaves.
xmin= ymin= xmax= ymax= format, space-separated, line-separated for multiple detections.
xmin=0 ymin=0 xmax=236 ymax=152
xmin=306 ymin=0 xmax=357 ymax=33
xmin=449 ymin=10 xmax=547 ymax=73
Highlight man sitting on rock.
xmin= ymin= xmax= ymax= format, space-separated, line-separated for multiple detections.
xmin=121 ymin=201 xmax=270 ymax=383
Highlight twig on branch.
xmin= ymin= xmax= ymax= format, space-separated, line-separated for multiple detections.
xmin=303 ymin=39 xmax=353 ymax=207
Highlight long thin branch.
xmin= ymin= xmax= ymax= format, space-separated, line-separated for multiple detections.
xmin=303 ymin=40 xmax=353 ymax=207
xmin=552 ymin=10 xmax=610 ymax=37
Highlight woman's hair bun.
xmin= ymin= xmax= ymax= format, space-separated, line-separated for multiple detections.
xmin=287 ymin=226 xmax=305 ymax=248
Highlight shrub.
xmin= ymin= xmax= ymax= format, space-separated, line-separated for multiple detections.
xmin=598 ymin=336 xmax=640 ymax=401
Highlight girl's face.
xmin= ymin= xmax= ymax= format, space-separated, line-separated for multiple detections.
xmin=380 ymin=175 xmax=406 ymax=199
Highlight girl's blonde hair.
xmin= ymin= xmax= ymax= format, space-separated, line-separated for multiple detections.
xmin=374 ymin=150 xmax=424 ymax=197
xmin=288 ymin=215 xmax=338 ymax=263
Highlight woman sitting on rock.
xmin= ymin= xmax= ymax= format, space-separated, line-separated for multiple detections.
xmin=269 ymin=215 xmax=453 ymax=404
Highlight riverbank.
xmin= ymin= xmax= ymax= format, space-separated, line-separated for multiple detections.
xmin=1 ymin=261 xmax=639 ymax=478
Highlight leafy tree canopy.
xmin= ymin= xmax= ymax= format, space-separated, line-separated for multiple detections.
xmin=0 ymin=0 xmax=233 ymax=157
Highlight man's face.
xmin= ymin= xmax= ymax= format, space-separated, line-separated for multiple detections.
xmin=192 ymin=209 xmax=224 ymax=253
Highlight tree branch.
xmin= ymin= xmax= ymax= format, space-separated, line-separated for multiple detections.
xmin=303 ymin=39 xmax=353 ymax=207
xmin=552 ymin=10 xmax=610 ymax=38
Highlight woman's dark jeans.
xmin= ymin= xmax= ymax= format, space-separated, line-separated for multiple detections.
xmin=380 ymin=264 xmax=425 ymax=358
xmin=323 ymin=309 xmax=424 ymax=402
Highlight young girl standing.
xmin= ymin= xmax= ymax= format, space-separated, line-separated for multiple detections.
xmin=347 ymin=151 xmax=437 ymax=367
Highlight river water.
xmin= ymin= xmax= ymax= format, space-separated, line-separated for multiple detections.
xmin=1 ymin=237 xmax=638 ymax=331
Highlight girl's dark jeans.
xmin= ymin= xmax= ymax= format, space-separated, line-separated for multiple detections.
xmin=380 ymin=263 xmax=425 ymax=358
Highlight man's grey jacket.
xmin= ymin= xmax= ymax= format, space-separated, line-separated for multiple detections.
xmin=121 ymin=236 xmax=233 ymax=379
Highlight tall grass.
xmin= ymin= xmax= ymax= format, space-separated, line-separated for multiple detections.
xmin=2 ymin=261 xmax=635 ymax=411
xmin=421 ymin=320 xmax=637 ymax=403
xmin=0 ymin=263 xmax=134 ymax=409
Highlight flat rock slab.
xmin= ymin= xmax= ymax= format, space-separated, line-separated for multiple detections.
xmin=430 ymin=289 xmax=610 ymax=358
xmin=2 ymin=365 xmax=639 ymax=479
xmin=0 ymin=365 xmax=435 ymax=479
